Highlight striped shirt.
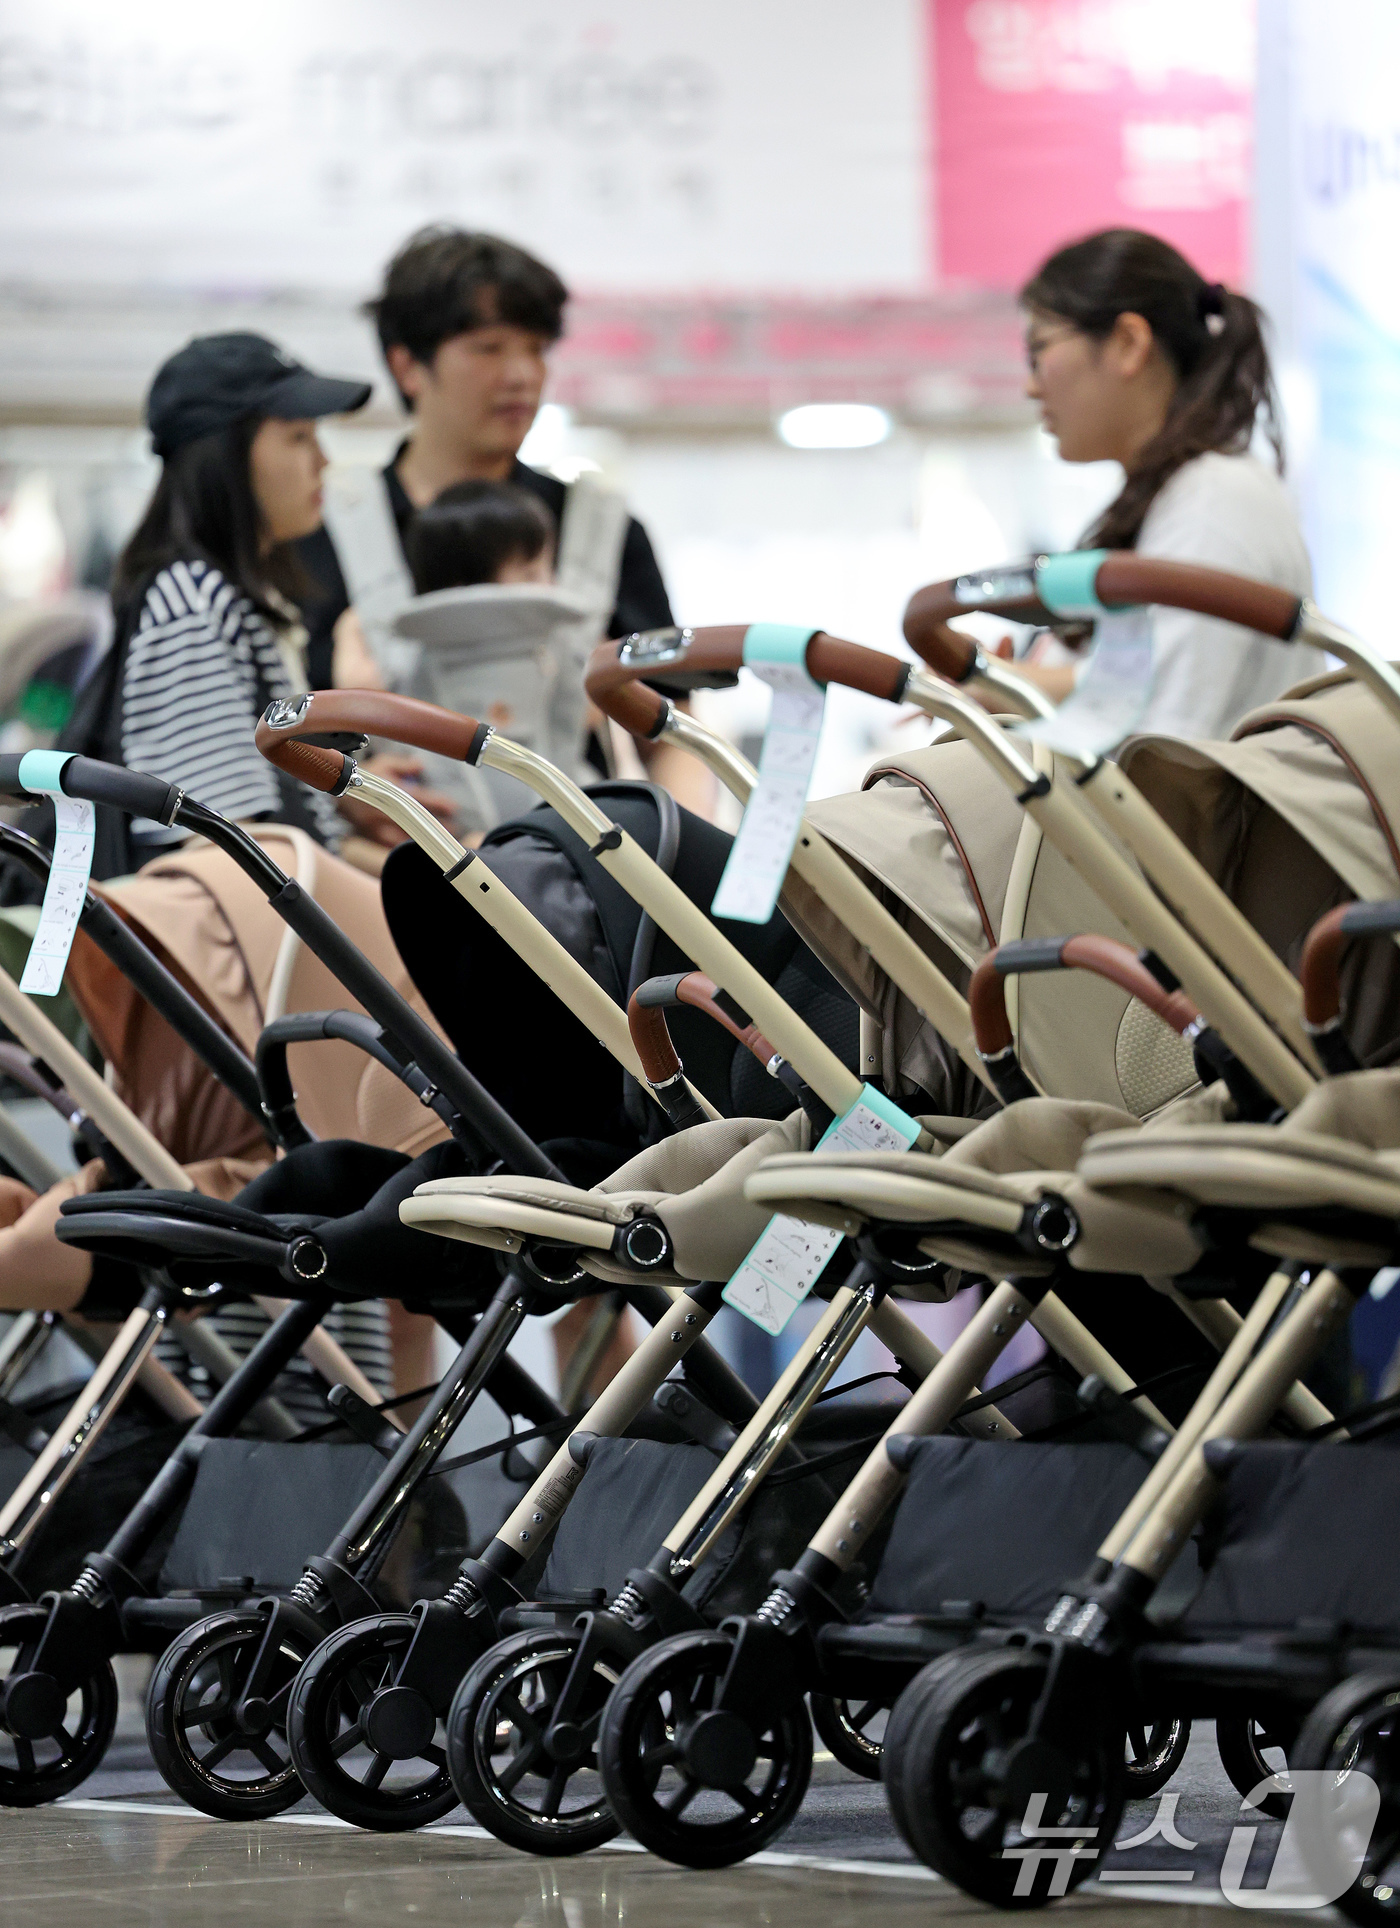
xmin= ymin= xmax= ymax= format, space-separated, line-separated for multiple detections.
xmin=121 ymin=558 xmax=341 ymax=844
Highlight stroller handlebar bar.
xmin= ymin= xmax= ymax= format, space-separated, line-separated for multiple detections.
xmin=904 ymin=554 xmax=1304 ymax=663
xmin=969 ymin=935 xmax=1202 ymax=1103
xmin=584 ymin=626 xmax=911 ymax=734
xmin=254 ymin=691 xmax=491 ymax=792
xmin=0 ymin=753 xmax=183 ymax=826
xmin=629 ymin=971 xmax=780 ymax=1088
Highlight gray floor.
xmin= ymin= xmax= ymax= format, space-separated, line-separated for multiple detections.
xmin=16 ymin=1667 xmax=1327 ymax=1928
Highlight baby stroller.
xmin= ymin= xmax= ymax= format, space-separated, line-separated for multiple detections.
xmin=0 ymin=752 xmax=758 ymax=1817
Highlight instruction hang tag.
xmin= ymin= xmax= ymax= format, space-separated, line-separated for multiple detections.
xmin=1014 ymin=607 xmax=1155 ymax=761
xmin=723 ymin=1085 xmax=921 ymax=1336
xmin=17 ymin=753 xmax=94 ymax=998
xmin=711 ymin=625 xmax=825 ymax=926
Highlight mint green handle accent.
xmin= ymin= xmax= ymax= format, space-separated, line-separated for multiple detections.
xmin=742 ymin=623 xmax=822 ymax=678
xmin=1036 ymin=550 xmax=1112 ymax=617
xmin=18 ymin=750 xmax=73 ymax=795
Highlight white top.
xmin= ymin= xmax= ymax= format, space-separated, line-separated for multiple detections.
xmin=1116 ymin=450 xmax=1321 ymax=741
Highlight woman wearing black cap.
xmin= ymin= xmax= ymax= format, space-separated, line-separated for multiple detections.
xmin=68 ymin=332 xmax=405 ymax=876
xmin=995 ymin=228 xmax=1321 ymax=739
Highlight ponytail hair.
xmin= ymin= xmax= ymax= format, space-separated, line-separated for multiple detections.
xmin=1019 ymin=228 xmax=1283 ymax=550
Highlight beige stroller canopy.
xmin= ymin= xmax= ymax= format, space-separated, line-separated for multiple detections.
xmin=791 ymin=671 xmax=1400 ymax=1120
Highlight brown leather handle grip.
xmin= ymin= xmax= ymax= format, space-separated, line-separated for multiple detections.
xmin=627 ymin=994 xmax=683 ymax=1085
xmin=904 ymin=555 xmax=1303 ymax=642
xmin=968 ymin=935 xmax=1202 ymax=1058
xmin=585 ymin=625 xmax=910 ymax=735
xmin=900 ymin=598 xmax=983 ymax=680
xmin=260 ymin=735 xmax=351 ymax=795
xmin=628 ymin=970 xmax=781 ymax=1086
xmin=1300 ymin=901 xmax=1400 ymax=1028
xmin=255 ymin=689 xmax=486 ymax=776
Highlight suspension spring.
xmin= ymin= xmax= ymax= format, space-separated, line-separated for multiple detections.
xmin=69 ymin=1565 xmax=104 ymax=1604
xmin=756 ymin=1586 xmax=797 ymax=1629
xmin=443 ymin=1571 xmax=483 ymax=1617
xmin=289 ymin=1569 xmax=325 ymax=1610
xmin=610 ymin=1580 xmax=647 ymax=1627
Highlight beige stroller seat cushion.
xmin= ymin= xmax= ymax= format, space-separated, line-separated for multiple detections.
xmin=745 ymin=1138 xmax=1202 ymax=1282
xmin=1079 ymin=1074 xmax=1400 ymax=1263
xmin=401 ymin=1114 xmax=814 ymax=1279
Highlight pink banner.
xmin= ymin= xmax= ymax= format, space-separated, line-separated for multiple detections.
xmin=932 ymin=0 xmax=1253 ymax=291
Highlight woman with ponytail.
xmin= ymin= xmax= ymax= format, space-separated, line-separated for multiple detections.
xmin=1008 ymin=227 xmax=1321 ymax=738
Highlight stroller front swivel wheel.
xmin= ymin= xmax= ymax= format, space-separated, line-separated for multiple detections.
xmin=446 ymin=1628 xmax=625 ymax=1855
xmin=889 ymin=1646 xmax=1125 ymax=1908
xmin=1124 ymin=1714 xmax=1191 ymax=1798
xmin=146 ymin=1609 xmax=315 ymax=1820
xmin=597 ymin=1629 xmax=813 ymax=1869
xmin=1292 ymin=1670 xmax=1400 ymax=1927
xmin=1216 ymin=1713 xmax=1296 ymax=1820
xmin=0 ymin=1603 xmax=117 ymax=1806
xmin=809 ymin=1690 xmax=888 ymax=1780
xmin=286 ymin=1615 xmax=456 ymax=1832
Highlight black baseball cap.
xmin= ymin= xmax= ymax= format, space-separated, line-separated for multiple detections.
xmin=146 ymin=332 xmax=372 ymax=460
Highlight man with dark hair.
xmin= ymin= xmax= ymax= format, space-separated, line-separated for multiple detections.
xmin=297 ymin=225 xmax=673 ymax=688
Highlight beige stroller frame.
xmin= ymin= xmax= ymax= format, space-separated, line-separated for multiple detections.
xmin=256 ymin=690 xmax=1173 ymax=1413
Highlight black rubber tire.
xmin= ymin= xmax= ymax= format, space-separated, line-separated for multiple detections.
xmin=598 ymin=1629 xmax=813 ymax=1870
xmin=882 ymin=1653 xmax=971 ymax=1848
xmin=1216 ymin=1714 xmax=1295 ymax=1820
xmin=287 ymin=1614 xmax=457 ymax=1832
xmin=895 ymin=1646 xmax=1125 ymax=1908
xmin=146 ymin=1609 xmax=314 ymax=1820
xmin=1124 ymin=1715 xmax=1192 ymax=1798
xmin=0 ymin=1603 xmax=117 ymax=1807
xmin=446 ymin=1628 xmax=624 ymax=1855
xmin=809 ymin=1690 xmax=889 ymax=1780
xmin=1292 ymin=1670 xmax=1400 ymax=1926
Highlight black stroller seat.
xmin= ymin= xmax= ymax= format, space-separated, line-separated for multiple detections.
xmin=55 ymin=1138 xmax=500 ymax=1309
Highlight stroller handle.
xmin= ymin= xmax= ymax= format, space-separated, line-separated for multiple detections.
xmin=254 ymin=690 xmax=490 ymax=793
xmin=1299 ymin=899 xmax=1400 ymax=1073
xmin=969 ymin=935 xmax=1202 ymax=1105
xmin=628 ymin=971 xmax=780 ymax=1087
xmin=584 ymin=626 xmax=911 ymax=733
xmin=903 ymin=553 xmax=1304 ymax=660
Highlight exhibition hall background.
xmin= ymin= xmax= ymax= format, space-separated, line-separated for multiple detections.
xmin=0 ymin=0 xmax=1390 ymax=1384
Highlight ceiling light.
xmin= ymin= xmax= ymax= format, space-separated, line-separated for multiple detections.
xmin=776 ymin=404 xmax=891 ymax=449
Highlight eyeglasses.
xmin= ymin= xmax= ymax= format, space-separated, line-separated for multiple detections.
xmin=1024 ymin=325 xmax=1081 ymax=375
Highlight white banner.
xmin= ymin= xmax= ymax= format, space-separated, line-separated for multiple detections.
xmin=0 ymin=0 xmax=926 ymax=296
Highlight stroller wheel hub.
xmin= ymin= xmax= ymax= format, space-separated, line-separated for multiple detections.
xmin=680 ymin=1709 xmax=758 ymax=1787
xmin=999 ymin=1736 xmax=1073 ymax=1821
xmin=545 ymin=1719 xmax=586 ymax=1765
xmin=235 ymin=1695 xmax=271 ymax=1736
xmin=2 ymin=1670 xmax=64 ymax=1739
xmin=363 ymin=1685 xmax=435 ymax=1760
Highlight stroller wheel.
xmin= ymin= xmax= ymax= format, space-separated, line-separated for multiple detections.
xmin=1216 ymin=1714 xmax=1296 ymax=1820
xmin=0 ymin=1603 xmax=117 ymax=1806
xmin=1123 ymin=1714 xmax=1191 ymax=1797
xmin=893 ymin=1646 xmax=1124 ymax=1908
xmin=146 ymin=1609 xmax=314 ymax=1820
xmin=809 ymin=1691 xmax=889 ymax=1780
xmin=598 ymin=1629 xmax=813 ymax=1869
xmin=446 ymin=1628 xmax=625 ymax=1855
xmin=287 ymin=1615 xmax=456 ymax=1832
xmin=881 ymin=1652 xmax=973 ymax=1846
xmin=1293 ymin=1669 xmax=1400 ymax=1927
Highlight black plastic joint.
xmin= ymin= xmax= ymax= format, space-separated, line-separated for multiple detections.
xmin=589 ymin=825 xmax=624 ymax=857
xmin=464 ymin=721 xmax=493 ymax=766
xmin=994 ymin=937 xmax=1067 ymax=976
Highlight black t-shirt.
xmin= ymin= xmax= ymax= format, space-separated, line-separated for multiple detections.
xmin=296 ymin=455 xmax=673 ymax=689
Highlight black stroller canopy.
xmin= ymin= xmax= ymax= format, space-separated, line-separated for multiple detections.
xmin=382 ymin=780 xmax=859 ymax=1149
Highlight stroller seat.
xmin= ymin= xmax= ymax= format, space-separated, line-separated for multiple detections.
xmin=402 ymin=1112 xmax=815 ymax=1285
xmin=58 ymin=1187 xmax=332 ymax=1286
xmin=745 ymin=1091 xmax=1207 ymax=1282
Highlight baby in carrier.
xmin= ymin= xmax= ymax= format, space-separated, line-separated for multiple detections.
xmin=337 ymin=478 xmax=616 ymax=836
